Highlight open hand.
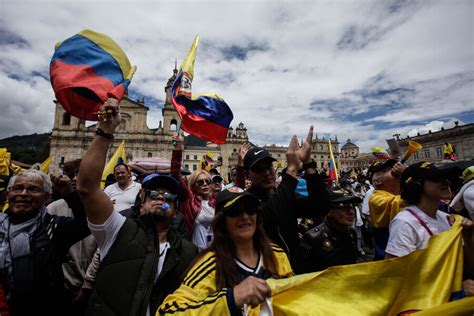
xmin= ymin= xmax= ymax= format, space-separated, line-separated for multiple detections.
xmin=297 ymin=125 xmax=313 ymax=164
xmin=238 ymin=143 xmax=253 ymax=166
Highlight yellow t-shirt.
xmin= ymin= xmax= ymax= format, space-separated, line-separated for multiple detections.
xmin=369 ymin=190 xmax=407 ymax=228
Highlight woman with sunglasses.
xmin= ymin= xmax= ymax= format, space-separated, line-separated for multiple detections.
xmin=171 ymin=133 xmax=217 ymax=251
xmin=158 ymin=188 xmax=293 ymax=315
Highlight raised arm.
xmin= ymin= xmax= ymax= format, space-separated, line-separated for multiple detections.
xmin=77 ymin=98 xmax=121 ymax=224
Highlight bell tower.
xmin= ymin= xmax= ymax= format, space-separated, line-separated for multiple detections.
xmin=163 ymin=61 xmax=181 ymax=133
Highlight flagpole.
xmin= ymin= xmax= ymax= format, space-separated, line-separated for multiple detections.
xmin=172 ymin=118 xmax=183 ymax=146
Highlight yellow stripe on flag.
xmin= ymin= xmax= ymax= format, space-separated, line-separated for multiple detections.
xmin=79 ymin=30 xmax=133 ymax=79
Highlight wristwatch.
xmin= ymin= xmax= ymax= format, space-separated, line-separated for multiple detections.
xmin=95 ymin=127 xmax=114 ymax=139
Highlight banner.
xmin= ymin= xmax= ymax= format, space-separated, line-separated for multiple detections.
xmin=254 ymin=217 xmax=469 ymax=315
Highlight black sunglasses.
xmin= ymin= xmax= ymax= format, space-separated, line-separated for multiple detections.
xmin=196 ymin=179 xmax=211 ymax=186
xmin=226 ymin=207 xmax=258 ymax=218
xmin=145 ymin=190 xmax=177 ymax=201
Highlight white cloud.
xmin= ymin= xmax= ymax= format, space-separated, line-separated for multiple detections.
xmin=0 ymin=0 xmax=472 ymax=153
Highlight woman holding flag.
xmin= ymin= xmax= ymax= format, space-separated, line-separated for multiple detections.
xmin=170 ymin=133 xmax=217 ymax=251
xmin=158 ymin=187 xmax=292 ymax=315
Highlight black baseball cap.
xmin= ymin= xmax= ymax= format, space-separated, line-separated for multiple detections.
xmin=244 ymin=147 xmax=276 ymax=171
xmin=211 ymin=174 xmax=223 ymax=183
xmin=367 ymin=159 xmax=397 ymax=183
xmin=401 ymin=161 xmax=447 ymax=186
xmin=142 ymin=174 xmax=181 ymax=199
xmin=216 ymin=187 xmax=259 ymax=214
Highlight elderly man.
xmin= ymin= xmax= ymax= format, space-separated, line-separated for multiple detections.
xmin=104 ymin=163 xmax=141 ymax=212
xmin=300 ymin=190 xmax=362 ymax=272
xmin=77 ymin=98 xmax=197 ymax=316
xmin=367 ymin=159 xmax=407 ymax=259
xmin=0 ymin=169 xmax=90 ymax=315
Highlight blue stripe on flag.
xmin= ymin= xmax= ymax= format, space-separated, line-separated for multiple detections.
xmin=172 ymin=72 xmax=233 ymax=128
xmin=51 ymin=34 xmax=124 ymax=85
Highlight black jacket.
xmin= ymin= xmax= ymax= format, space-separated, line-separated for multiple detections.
xmin=237 ymin=167 xmax=330 ymax=273
xmin=300 ymin=218 xmax=359 ymax=273
xmin=0 ymin=191 xmax=90 ymax=315
xmin=88 ymin=213 xmax=197 ymax=316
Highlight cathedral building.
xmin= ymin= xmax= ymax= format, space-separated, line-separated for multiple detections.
xmin=49 ymin=66 xmax=340 ymax=180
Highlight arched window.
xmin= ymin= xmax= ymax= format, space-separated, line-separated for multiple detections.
xmin=62 ymin=113 xmax=71 ymax=126
xmin=148 ymin=152 xmax=153 ymax=158
xmin=170 ymin=119 xmax=177 ymax=131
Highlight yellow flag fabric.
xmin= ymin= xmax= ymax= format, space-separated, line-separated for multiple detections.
xmin=40 ymin=156 xmax=52 ymax=174
xmin=0 ymin=148 xmax=12 ymax=176
xmin=253 ymin=217 xmax=469 ymax=316
xmin=101 ymin=140 xmax=126 ymax=189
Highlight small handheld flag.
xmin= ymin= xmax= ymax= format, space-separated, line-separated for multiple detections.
xmin=328 ymin=139 xmax=339 ymax=187
xmin=101 ymin=140 xmax=126 ymax=189
xmin=371 ymin=147 xmax=391 ymax=160
xmin=171 ymin=36 xmax=234 ymax=144
xmin=50 ymin=30 xmax=137 ymax=121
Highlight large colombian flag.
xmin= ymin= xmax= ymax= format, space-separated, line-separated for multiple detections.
xmin=50 ymin=30 xmax=136 ymax=121
xmin=251 ymin=216 xmax=472 ymax=315
xmin=171 ymin=36 xmax=233 ymax=144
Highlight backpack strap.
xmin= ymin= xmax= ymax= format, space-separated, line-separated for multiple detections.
xmin=406 ymin=209 xmax=434 ymax=236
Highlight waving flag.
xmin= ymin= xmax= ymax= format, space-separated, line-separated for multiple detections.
xmin=171 ymin=36 xmax=233 ymax=144
xmin=40 ymin=156 xmax=52 ymax=174
xmin=328 ymin=139 xmax=338 ymax=187
xmin=101 ymin=140 xmax=126 ymax=189
xmin=371 ymin=147 xmax=391 ymax=160
xmin=50 ymin=30 xmax=137 ymax=121
xmin=199 ymin=151 xmax=216 ymax=171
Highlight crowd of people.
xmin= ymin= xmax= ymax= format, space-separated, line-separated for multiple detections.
xmin=1 ymin=98 xmax=473 ymax=315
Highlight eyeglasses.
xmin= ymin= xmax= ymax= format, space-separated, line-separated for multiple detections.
xmin=196 ymin=179 xmax=211 ymax=186
xmin=145 ymin=190 xmax=177 ymax=201
xmin=8 ymin=185 xmax=44 ymax=194
xmin=226 ymin=208 xmax=258 ymax=218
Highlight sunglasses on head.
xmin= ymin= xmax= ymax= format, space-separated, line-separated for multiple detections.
xmin=196 ymin=179 xmax=211 ymax=186
xmin=145 ymin=189 xmax=177 ymax=201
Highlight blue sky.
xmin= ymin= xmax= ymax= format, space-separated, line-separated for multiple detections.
xmin=0 ymin=0 xmax=473 ymax=151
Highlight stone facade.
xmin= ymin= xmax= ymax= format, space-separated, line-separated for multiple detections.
xmin=397 ymin=122 xmax=474 ymax=164
xmin=49 ymin=67 xmax=340 ymax=180
xmin=339 ymin=139 xmax=373 ymax=170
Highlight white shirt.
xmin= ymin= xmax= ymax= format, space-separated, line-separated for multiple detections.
xmin=191 ymin=200 xmax=215 ymax=251
xmin=104 ymin=181 xmax=141 ymax=212
xmin=385 ymin=205 xmax=451 ymax=257
xmin=89 ymin=212 xmax=172 ymax=316
xmin=361 ymin=186 xmax=374 ymax=216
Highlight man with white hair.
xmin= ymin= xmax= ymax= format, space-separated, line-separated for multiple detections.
xmin=0 ymin=169 xmax=90 ymax=315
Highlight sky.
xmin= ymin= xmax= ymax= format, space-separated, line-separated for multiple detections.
xmin=1 ymin=0 xmax=473 ymax=152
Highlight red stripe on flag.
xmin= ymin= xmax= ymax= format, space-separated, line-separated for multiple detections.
xmin=172 ymin=97 xmax=228 ymax=144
